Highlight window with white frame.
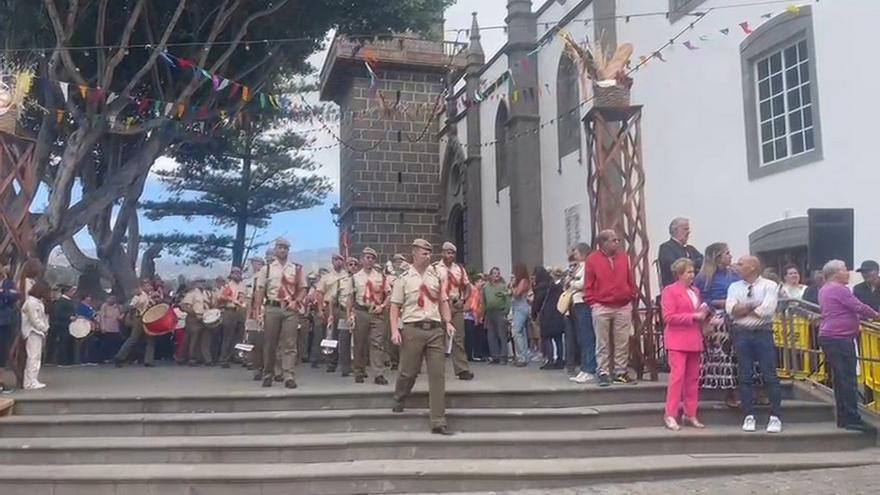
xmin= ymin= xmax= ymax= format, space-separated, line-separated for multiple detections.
xmin=741 ymin=6 xmax=821 ymax=180
xmin=755 ymin=39 xmax=815 ymax=165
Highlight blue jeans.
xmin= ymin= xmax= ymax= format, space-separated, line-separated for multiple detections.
xmin=732 ymin=326 xmax=782 ymax=418
xmin=819 ymin=337 xmax=862 ymax=426
xmin=571 ymin=303 xmax=596 ymax=374
xmin=510 ymin=299 xmax=530 ymax=363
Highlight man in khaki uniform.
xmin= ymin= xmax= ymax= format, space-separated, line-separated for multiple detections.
xmin=316 ymin=254 xmax=352 ymax=375
xmin=435 ymin=242 xmax=474 ymax=380
xmin=301 ymin=272 xmax=320 ymax=367
xmin=180 ymin=278 xmax=212 ymax=366
xmin=384 ymin=253 xmax=408 ymax=370
xmin=114 ymin=278 xmax=157 ymax=367
xmin=347 ymin=247 xmax=389 ymax=385
xmin=390 ymin=239 xmax=456 ymax=435
xmin=218 ymin=266 xmax=247 ymax=368
xmin=245 ymin=257 xmax=265 ymax=376
xmin=254 ymin=238 xmax=305 ymax=389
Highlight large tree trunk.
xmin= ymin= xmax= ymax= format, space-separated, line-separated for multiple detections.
xmin=232 ymin=152 xmax=252 ymax=268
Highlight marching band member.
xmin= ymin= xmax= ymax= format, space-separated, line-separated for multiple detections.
xmin=254 ymin=238 xmax=306 ymax=389
xmin=347 ymin=247 xmax=389 ymax=385
xmin=218 ymin=267 xmax=247 ymax=368
xmin=180 ymin=278 xmax=212 ymax=366
xmin=114 ymin=278 xmax=158 ymax=367
xmin=246 ymin=256 xmax=266 ymax=377
xmin=316 ymin=254 xmax=350 ymax=374
xmin=434 ymin=242 xmax=474 ymax=380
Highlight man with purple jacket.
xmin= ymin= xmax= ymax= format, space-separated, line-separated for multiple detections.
xmin=818 ymin=259 xmax=879 ymax=432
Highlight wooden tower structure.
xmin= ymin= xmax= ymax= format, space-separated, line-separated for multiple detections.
xmin=0 ymin=126 xmax=38 ymax=264
xmin=584 ymin=105 xmax=657 ymax=380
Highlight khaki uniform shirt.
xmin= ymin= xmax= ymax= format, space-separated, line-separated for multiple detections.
xmin=130 ymin=291 xmax=152 ymax=316
xmin=319 ymin=269 xmax=348 ymax=306
xmin=390 ymin=265 xmax=448 ymax=323
xmin=181 ymin=288 xmax=210 ymax=317
xmin=435 ymin=261 xmax=470 ymax=304
xmin=256 ymin=260 xmax=304 ymax=304
xmin=219 ymin=280 xmax=247 ymax=309
xmin=352 ymin=268 xmax=388 ymax=308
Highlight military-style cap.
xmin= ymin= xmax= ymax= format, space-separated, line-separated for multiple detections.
xmin=331 ymin=253 xmax=344 ymax=261
xmin=274 ymin=237 xmax=291 ymax=248
xmin=249 ymin=256 xmax=265 ymax=264
xmin=442 ymin=242 xmax=457 ymax=252
xmin=307 ymin=271 xmax=318 ymax=280
xmin=362 ymin=247 xmax=378 ymax=257
xmin=346 ymin=256 xmax=359 ymax=265
xmin=412 ymin=239 xmax=433 ymax=252
xmin=392 ymin=253 xmax=407 ymax=262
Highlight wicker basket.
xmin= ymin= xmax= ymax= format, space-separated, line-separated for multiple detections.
xmin=593 ymin=84 xmax=631 ymax=108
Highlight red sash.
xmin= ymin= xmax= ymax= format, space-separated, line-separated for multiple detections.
xmin=445 ymin=263 xmax=467 ymax=298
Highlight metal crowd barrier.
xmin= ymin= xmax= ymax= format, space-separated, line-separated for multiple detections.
xmin=775 ymin=298 xmax=880 ymax=412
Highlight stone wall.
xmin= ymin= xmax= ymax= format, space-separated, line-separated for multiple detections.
xmin=337 ymin=69 xmax=445 ymax=260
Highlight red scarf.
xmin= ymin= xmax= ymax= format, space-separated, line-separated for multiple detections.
xmin=445 ymin=262 xmax=467 ymax=298
xmin=363 ymin=271 xmax=386 ymax=305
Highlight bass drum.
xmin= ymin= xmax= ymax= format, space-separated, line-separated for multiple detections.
xmin=142 ymin=303 xmax=176 ymax=336
xmin=69 ymin=318 xmax=93 ymax=339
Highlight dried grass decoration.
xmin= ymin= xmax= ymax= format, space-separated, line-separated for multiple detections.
xmin=561 ymin=33 xmax=634 ymax=108
xmin=0 ymin=63 xmax=34 ymax=135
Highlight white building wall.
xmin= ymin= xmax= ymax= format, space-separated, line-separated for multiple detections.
xmin=478 ymin=57 xmax=513 ymax=276
xmin=613 ymin=0 xmax=880 ymax=270
xmin=536 ymin=3 xmax=594 ymax=268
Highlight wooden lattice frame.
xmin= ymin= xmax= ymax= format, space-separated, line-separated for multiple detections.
xmin=584 ymin=106 xmax=657 ymax=380
xmin=0 ymin=132 xmax=37 ymax=261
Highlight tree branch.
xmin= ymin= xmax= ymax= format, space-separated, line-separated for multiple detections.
xmin=101 ymin=0 xmax=147 ymax=89
xmin=120 ymin=0 xmax=186 ymax=98
xmin=96 ymin=0 xmax=109 ymax=79
xmin=42 ymin=0 xmax=87 ymax=86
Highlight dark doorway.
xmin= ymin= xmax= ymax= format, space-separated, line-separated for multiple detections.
xmin=448 ymin=205 xmax=466 ymax=264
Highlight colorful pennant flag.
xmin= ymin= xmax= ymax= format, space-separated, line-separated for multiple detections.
xmin=683 ymin=41 xmax=699 ymax=51
xmin=739 ymin=22 xmax=753 ymax=34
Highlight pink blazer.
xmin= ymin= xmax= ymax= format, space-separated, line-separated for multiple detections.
xmin=661 ymin=282 xmax=704 ymax=353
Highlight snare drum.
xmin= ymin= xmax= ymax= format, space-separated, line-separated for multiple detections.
xmin=203 ymin=309 xmax=222 ymax=328
xmin=69 ymin=318 xmax=93 ymax=339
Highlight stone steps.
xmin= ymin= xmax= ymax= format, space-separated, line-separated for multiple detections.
xmin=0 ymin=451 xmax=877 ymax=495
xmin=0 ymin=424 xmax=870 ymax=465
xmin=0 ymin=400 xmax=832 ymax=438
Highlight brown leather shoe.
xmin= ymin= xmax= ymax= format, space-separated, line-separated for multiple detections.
xmin=431 ymin=426 xmax=454 ymax=436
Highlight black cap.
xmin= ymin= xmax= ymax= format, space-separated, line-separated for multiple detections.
xmin=856 ymin=260 xmax=880 ymax=273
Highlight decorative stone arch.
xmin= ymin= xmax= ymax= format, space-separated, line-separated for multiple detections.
xmin=749 ymin=216 xmax=809 ymax=274
xmin=439 ymin=135 xmax=467 ymax=260
xmin=494 ymin=100 xmax=509 ymax=199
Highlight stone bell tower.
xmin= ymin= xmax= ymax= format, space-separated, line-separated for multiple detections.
xmin=319 ymin=28 xmax=466 ymax=259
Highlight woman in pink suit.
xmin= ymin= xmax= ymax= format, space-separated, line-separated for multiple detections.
xmin=661 ymin=258 xmax=710 ymax=431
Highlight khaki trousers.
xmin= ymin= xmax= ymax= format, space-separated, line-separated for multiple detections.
xmin=353 ymin=309 xmax=388 ymax=378
xmin=219 ymin=308 xmax=245 ymax=365
xmin=592 ymin=303 xmax=633 ymax=376
xmin=298 ymin=315 xmax=312 ymax=363
xmin=184 ymin=316 xmax=212 ymax=364
xmin=384 ymin=307 xmax=399 ymax=367
xmin=329 ymin=307 xmax=352 ymax=373
xmin=449 ymin=304 xmax=470 ymax=375
xmin=393 ymin=322 xmax=447 ymax=428
xmin=262 ymin=305 xmax=299 ymax=381
xmin=115 ymin=319 xmax=155 ymax=365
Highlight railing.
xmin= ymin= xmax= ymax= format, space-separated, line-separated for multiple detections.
xmin=774 ymin=298 xmax=880 ymax=412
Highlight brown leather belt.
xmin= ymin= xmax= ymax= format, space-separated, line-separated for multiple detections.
xmin=266 ymin=300 xmax=283 ymax=308
xmin=405 ymin=321 xmax=442 ymax=330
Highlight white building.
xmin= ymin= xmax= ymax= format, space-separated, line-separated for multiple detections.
xmin=440 ymin=0 xmax=874 ymax=279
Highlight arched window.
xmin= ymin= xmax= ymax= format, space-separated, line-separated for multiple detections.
xmin=557 ymin=54 xmax=581 ymax=165
xmin=494 ymin=102 xmax=509 ymax=196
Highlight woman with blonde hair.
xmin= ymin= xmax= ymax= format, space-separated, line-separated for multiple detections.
xmin=694 ymin=242 xmax=740 ymax=407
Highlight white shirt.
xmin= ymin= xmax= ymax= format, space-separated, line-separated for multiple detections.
xmin=21 ymin=295 xmax=49 ymax=338
xmin=569 ymin=262 xmax=586 ymax=305
xmin=725 ymin=277 xmax=779 ymax=328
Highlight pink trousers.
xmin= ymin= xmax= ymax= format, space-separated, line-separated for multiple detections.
xmin=665 ymin=350 xmax=701 ymax=418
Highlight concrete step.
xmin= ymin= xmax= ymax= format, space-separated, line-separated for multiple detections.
xmin=10 ymin=382 xmax=800 ymax=415
xmin=0 ymin=400 xmax=832 ymax=438
xmin=0 ymin=424 xmax=870 ymax=465
xmin=0 ymin=451 xmax=876 ymax=495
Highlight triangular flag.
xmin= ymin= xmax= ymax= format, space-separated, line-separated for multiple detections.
xmin=164 ymin=103 xmax=174 ymax=116
xmin=683 ymin=41 xmax=699 ymax=51
xmin=59 ymin=82 xmax=69 ymax=102
xmin=159 ymin=51 xmax=175 ymax=67
xmin=699 ymin=35 xmax=710 ymax=41
xmin=229 ymin=83 xmax=241 ymax=100
xmin=177 ymin=103 xmax=186 ymax=118
xmin=153 ymin=100 xmax=162 ymax=115
xmin=242 ymin=86 xmax=250 ymax=102
xmin=720 ymin=28 xmax=730 ymax=35
xmin=654 ymin=51 xmax=667 ymax=62
xmin=512 ymin=90 xmax=519 ymax=103
xmin=56 ymin=109 xmax=65 ymax=124
xmin=177 ymin=58 xmax=194 ymax=70
xmin=786 ymin=5 xmax=800 ymax=15
xmin=212 ymin=75 xmax=221 ymax=91
xmin=79 ymin=85 xmax=88 ymax=99
xmin=218 ymin=78 xmax=230 ymax=91
xmin=639 ymin=55 xmax=648 ymax=66
xmin=137 ymin=99 xmax=150 ymax=114
xmin=739 ymin=22 xmax=753 ymax=34
xmin=107 ymin=92 xmax=119 ymax=105
xmin=200 ymin=69 xmax=211 ymax=80
xmin=260 ymin=93 xmax=267 ymax=108
xmin=761 ymin=13 xmax=773 ymax=19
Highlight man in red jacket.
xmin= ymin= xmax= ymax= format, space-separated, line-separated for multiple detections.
xmin=585 ymin=229 xmax=638 ymax=387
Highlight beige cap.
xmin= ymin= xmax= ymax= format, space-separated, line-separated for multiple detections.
xmin=249 ymin=256 xmax=265 ymax=264
xmin=346 ymin=256 xmax=360 ymax=265
xmin=392 ymin=253 xmax=407 ymax=262
xmin=442 ymin=241 xmax=457 ymax=252
xmin=275 ymin=237 xmax=291 ymax=248
xmin=362 ymin=247 xmax=378 ymax=257
xmin=331 ymin=253 xmax=344 ymax=261
xmin=412 ymin=238 xmax=433 ymax=252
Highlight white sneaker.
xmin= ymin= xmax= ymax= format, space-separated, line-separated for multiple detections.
xmin=569 ymin=371 xmax=587 ymax=383
xmin=742 ymin=415 xmax=756 ymax=432
xmin=766 ymin=415 xmax=783 ymax=433
xmin=25 ymin=382 xmax=46 ymax=390
xmin=573 ymin=372 xmax=596 ymax=384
